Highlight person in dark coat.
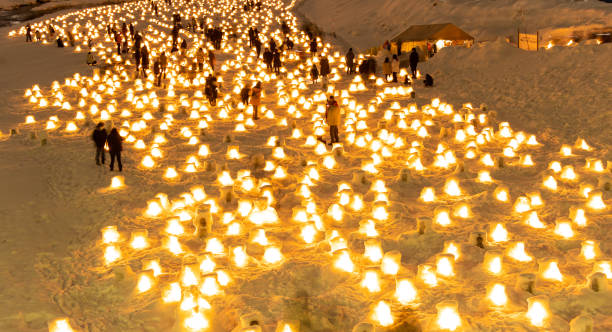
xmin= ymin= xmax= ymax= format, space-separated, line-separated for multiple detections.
xmin=310 ymin=64 xmax=319 ymax=84
xmin=319 ymin=56 xmax=330 ymax=78
xmin=140 ymin=45 xmax=149 ymax=77
xmin=345 ymin=48 xmax=355 ymax=74
xmin=153 ymin=59 xmax=162 ymax=86
xmin=205 ymin=76 xmax=219 ymax=106
xmin=92 ymin=122 xmax=107 ymax=165
xmin=263 ymin=48 xmax=273 ymax=71
xmin=107 ymin=128 xmax=123 ymax=171
xmin=240 ymin=85 xmax=250 ymax=106
xmin=269 ymin=39 xmax=277 ymax=53
xmin=409 ymin=48 xmax=419 ymax=79
xmin=134 ymin=45 xmax=141 ymax=71
xmin=272 ymin=51 xmax=281 ymax=75
xmin=254 ymin=37 xmax=262 ymax=58
xmin=26 ymin=24 xmax=32 ymax=42
xmin=309 ymin=39 xmax=317 ymax=56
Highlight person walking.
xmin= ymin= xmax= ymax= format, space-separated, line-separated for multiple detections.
xmin=309 ymin=38 xmax=317 ymax=56
xmin=391 ymin=54 xmax=400 ymax=83
xmin=310 ymin=64 xmax=319 ymax=85
xmin=325 ymin=96 xmax=341 ymax=145
xmin=140 ymin=45 xmax=150 ymax=77
xmin=250 ymin=81 xmax=262 ymax=120
xmin=92 ymin=122 xmax=107 ymax=165
xmin=240 ymin=84 xmax=250 ymax=106
xmin=382 ymin=57 xmax=392 ymax=82
xmin=114 ymin=32 xmax=122 ymax=55
xmin=107 ymin=128 xmax=123 ymax=171
xmin=272 ymin=51 xmax=281 ymax=75
xmin=409 ymin=47 xmax=419 ymax=79
xmin=319 ymin=56 xmax=330 ymax=78
xmin=153 ymin=58 xmax=162 ymax=86
xmin=159 ymin=51 xmax=168 ymax=79
xmin=263 ymin=48 xmax=273 ymax=71
xmin=196 ymin=47 xmax=205 ymax=71
xmin=26 ymin=24 xmax=32 ymax=42
xmin=208 ymin=50 xmax=216 ymax=72
xmin=345 ymin=48 xmax=355 ymax=74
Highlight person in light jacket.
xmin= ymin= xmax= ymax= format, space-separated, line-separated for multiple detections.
xmin=250 ymin=81 xmax=262 ymax=120
xmin=325 ymin=96 xmax=341 ymax=145
xmin=391 ymin=54 xmax=400 ymax=83
xmin=382 ymin=57 xmax=392 ymax=82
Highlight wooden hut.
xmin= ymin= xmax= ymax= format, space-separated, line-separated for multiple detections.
xmin=390 ymin=23 xmax=474 ymax=59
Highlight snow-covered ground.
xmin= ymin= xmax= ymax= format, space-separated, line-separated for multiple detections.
xmin=295 ymin=0 xmax=612 ymax=50
xmin=0 ymin=0 xmax=611 ymax=331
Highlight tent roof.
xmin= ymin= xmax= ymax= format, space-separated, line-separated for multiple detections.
xmin=391 ymin=23 xmax=474 ymax=42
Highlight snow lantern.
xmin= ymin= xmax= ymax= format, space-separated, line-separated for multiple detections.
xmin=436 ymin=300 xmax=461 ymax=331
xmin=587 ymin=272 xmax=608 ymax=292
xmin=526 ymin=295 xmax=550 ymax=327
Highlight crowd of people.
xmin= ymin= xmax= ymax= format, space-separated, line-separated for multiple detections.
xmin=24 ymin=2 xmax=436 ymax=171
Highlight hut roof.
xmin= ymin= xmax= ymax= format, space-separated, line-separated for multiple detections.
xmin=391 ymin=23 xmax=474 ymax=42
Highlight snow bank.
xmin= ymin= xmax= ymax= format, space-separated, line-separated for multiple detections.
xmin=295 ymin=0 xmax=612 ymax=50
xmin=417 ymin=39 xmax=612 ymax=149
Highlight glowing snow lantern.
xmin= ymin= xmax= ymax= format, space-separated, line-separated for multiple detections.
xmin=334 ymin=249 xmax=354 ymax=273
xmin=102 ymin=226 xmax=120 ymax=244
xmin=542 ymin=175 xmax=557 ymax=191
xmin=571 ymin=208 xmax=587 ymax=226
xmin=184 ymin=310 xmax=209 ymax=331
xmin=130 ymin=231 xmax=148 ymax=250
xmin=526 ymin=296 xmax=550 ymax=327
xmin=162 ymin=282 xmax=182 ymax=303
xmin=513 ymin=196 xmax=531 ymax=212
xmin=141 ymin=155 xmax=155 ymax=168
xmin=137 ymin=271 xmax=154 ymax=293
xmin=205 ymin=237 xmax=225 ymax=255
xmin=435 ymin=208 xmax=452 ymax=226
xmin=587 ymin=190 xmax=606 ymax=210
xmin=364 ymin=239 xmax=383 ymax=263
xmin=525 ymin=211 xmax=546 ymax=229
xmin=166 ymin=236 xmax=183 ymax=255
xmin=104 ymin=245 xmax=121 ymax=264
xmin=560 ymin=145 xmax=573 ymax=157
xmin=395 ymin=278 xmax=417 ymax=304
xmin=110 ymin=176 xmax=124 ymax=189
xmin=164 ymin=167 xmax=178 ymax=179
xmin=560 ymin=165 xmax=577 ymax=181
xmin=581 ymin=240 xmax=599 ymax=260
xmin=48 ymin=318 xmax=75 ymax=332
xmin=381 ymin=251 xmax=401 ymax=275
xmin=507 ymin=242 xmax=532 ymax=262
xmin=420 ymin=187 xmax=435 ymax=202
xmin=554 ymin=218 xmax=574 ymax=239
xmin=301 ymin=224 xmax=317 ymax=244
xmin=263 ymin=246 xmax=283 ymax=264
xmin=484 ymin=251 xmax=503 ymax=275
xmin=488 ymin=283 xmax=508 ymax=307
xmin=146 ymin=200 xmax=162 ymax=217
xmin=444 ymin=178 xmax=461 ymax=196
xmin=371 ymin=301 xmax=393 ymax=327
xmin=436 ymin=301 xmax=461 ymax=331
xmin=494 ymin=186 xmax=510 ymax=202
xmin=436 ymin=254 xmax=455 ymax=277
xmin=361 ymin=269 xmax=381 ymax=293
xmin=478 ymin=170 xmax=493 ymax=183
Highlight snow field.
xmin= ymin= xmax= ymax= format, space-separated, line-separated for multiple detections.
xmin=1 ymin=0 xmax=612 ymax=331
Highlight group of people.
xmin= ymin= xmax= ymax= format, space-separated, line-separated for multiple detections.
xmin=91 ymin=123 xmax=123 ymax=171
xmin=77 ymin=5 xmax=441 ymax=172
